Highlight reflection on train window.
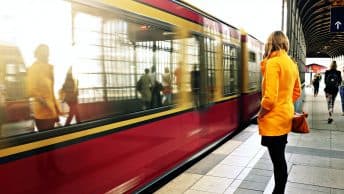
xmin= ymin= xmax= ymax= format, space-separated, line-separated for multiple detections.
xmin=249 ymin=51 xmax=256 ymax=62
xmin=223 ymin=44 xmax=239 ymax=95
xmin=104 ymin=20 xmax=135 ymax=101
xmin=0 ymin=0 xmax=246 ymax=138
xmin=248 ymin=51 xmax=259 ymax=90
xmin=204 ymin=37 xmax=216 ymax=98
xmin=223 ymin=44 xmax=231 ymax=95
xmin=231 ymin=47 xmax=239 ymax=94
xmin=172 ymin=39 xmax=182 ymax=93
xmin=72 ymin=7 xmax=182 ymax=120
xmin=155 ymin=41 xmax=171 ymax=81
xmin=186 ymin=37 xmax=200 ymax=92
xmin=0 ymin=44 xmax=33 ymax=138
xmin=170 ymin=36 xmax=199 ymax=93
xmin=136 ymin=41 xmax=154 ymax=82
xmin=257 ymin=52 xmax=263 ymax=90
xmin=74 ymin=12 xmax=104 ymax=103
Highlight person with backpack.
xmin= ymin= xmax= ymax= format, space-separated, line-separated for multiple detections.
xmin=324 ymin=61 xmax=342 ymax=123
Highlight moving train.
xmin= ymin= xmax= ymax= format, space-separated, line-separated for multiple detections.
xmin=0 ymin=0 xmax=263 ymax=193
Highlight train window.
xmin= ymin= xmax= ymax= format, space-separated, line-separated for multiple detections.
xmin=0 ymin=44 xmax=33 ymax=138
xmin=73 ymin=12 xmax=104 ymax=103
xmin=0 ymin=0 xmax=206 ymax=138
xmin=72 ymin=6 xmax=183 ymax=118
xmin=248 ymin=51 xmax=259 ymax=90
xmin=249 ymin=51 xmax=256 ymax=62
xmin=229 ymin=46 xmax=239 ymax=95
xmin=0 ymin=0 xmax=72 ymax=137
xmin=0 ymin=0 xmax=185 ymax=137
xmin=155 ymin=40 xmax=172 ymax=85
xmin=103 ymin=19 xmax=135 ymax=101
xmin=223 ymin=44 xmax=231 ymax=95
xmin=73 ymin=14 xmax=137 ymax=102
xmin=186 ymin=37 xmax=200 ymax=93
xmin=171 ymin=36 xmax=200 ymax=95
xmin=136 ymin=41 xmax=154 ymax=84
xmin=204 ymin=37 xmax=216 ymax=98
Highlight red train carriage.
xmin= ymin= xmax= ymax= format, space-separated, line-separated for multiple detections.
xmin=0 ymin=0 xmax=263 ymax=193
xmin=240 ymin=33 xmax=264 ymax=123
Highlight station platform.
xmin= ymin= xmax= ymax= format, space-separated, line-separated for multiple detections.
xmin=155 ymin=87 xmax=344 ymax=194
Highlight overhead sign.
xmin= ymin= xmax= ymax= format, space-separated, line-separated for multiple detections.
xmin=330 ymin=7 xmax=344 ymax=32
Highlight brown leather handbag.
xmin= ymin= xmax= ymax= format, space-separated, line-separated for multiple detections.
xmin=292 ymin=112 xmax=309 ymax=133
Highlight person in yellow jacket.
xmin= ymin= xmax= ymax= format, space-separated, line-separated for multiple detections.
xmin=258 ymin=31 xmax=301 ymax=194
xmin=27 ymin=44 xmax=60 ymax=130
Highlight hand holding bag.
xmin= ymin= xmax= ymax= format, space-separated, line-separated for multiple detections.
xmin=292 ymin=112 xmax=309 ymax=133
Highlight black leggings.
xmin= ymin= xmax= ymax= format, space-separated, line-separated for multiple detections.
xmin=325 ymin=92 xmax=338 ymax=116
xmin=262 ymin=135 xmax=288 ymax=194
xmin=314 ymin=84 xmax=319 ymax=95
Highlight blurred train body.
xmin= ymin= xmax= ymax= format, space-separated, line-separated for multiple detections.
xmin=0 ymin=0 xmax=263 ymax=193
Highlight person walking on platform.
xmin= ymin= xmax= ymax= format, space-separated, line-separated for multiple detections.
xmin=61 ymin=67 xmax=80 ymax=126
xmin=27 ymin=44 xmax=60 ymax=130
xmin=137 ymin=68 xmax=152 ymax=110
xmin=258 ymin=31 xmax=301 ymax=194
xmin=340 ymin=68 xmax=344 ymax=116
xmin=324 ymin=61 xmax=342 ymax=123
xmin=150 ymin=65 xmax=162 ymax=108
xmin=162 ymin=67 xmax=172 ymax=105
xmin=312 ymin=73 xmax=321 ymax=97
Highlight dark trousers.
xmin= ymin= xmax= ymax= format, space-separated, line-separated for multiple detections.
xmin=340 ymin=86 xmax=344 ymax=112
xmin=151 ymin=86 xmax=162 ymax=108
xmin=65 ymin=102 xmax=81 ymax=126
xmin=35 ymin=118 xmax=57 ymax=130
xmin=325 ymin=91 xmax=338 ymax=116
xmin=262 ymin=135 xmax=288 ymax=194
xmin=313 ymin=84 xmax=319 ymax=96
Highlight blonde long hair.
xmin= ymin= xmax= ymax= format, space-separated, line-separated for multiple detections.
xmin=263 ymin=31 xmax=289 ymax=58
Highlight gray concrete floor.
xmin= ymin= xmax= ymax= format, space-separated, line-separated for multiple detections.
xmin=155 ymin=87 xmax=344 ymax=194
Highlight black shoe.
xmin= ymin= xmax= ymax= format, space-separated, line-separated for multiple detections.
xmin=328 ymin=118 xmax=333 ymax=124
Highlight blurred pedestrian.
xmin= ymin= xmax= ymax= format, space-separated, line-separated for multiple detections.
xmin=27 ymin=44 xmax=60 ymax=130
xmin=312 ymin=73 xmax=321 ymax=97
xmin=258 ymin=31 xmax=301 ymax=194
xmin=191 ymin=64 xmax=200 ymax=107
xmin=150 ymin=65 xmax=162 ymax=108
xmin=174 ymin=63 xmax=182 ymax=92
xmin=162 ymin=67 xmax=172 ymax=105
xmin=324 ymin=61 xmax=342 ymax=123
xmin=137 ymin=68 xmax=152 ymax=110
xmin=61 ymin=67 xmax=80 ymax=126
xmin=340 ymin=68 xmax=344 ymax=116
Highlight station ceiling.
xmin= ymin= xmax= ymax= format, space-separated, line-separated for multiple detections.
xmin=297 ymin=0 xmax=344 ymax=58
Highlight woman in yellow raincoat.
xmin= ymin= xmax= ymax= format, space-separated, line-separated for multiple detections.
xmin=258 ymin=31 xmax=301 ymax=194
xmin=27 ymin=44 xmax=59 ymax=130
